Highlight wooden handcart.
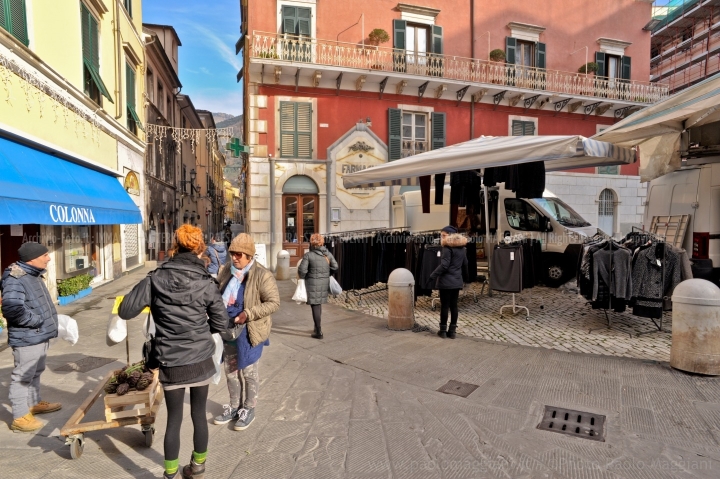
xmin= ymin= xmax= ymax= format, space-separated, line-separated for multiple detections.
xmin=60 ymin=298 xmax=163 ymax=459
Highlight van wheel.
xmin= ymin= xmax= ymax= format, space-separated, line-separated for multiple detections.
xmin=544 ymin=264 xmax=565 ymax=288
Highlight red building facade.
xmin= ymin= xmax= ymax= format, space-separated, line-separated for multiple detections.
xmin=239 ymin=0 xmax=665 ymax=265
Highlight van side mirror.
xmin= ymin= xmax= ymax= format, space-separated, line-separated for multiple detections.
xmin=541 ymin=217 xmax=552 ymax=232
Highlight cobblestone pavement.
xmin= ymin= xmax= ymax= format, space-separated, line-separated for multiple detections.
xmin=0 ymin=267 xmax=717 ymax=479
xmin=330 ymin=282 xmax=673 ymax=362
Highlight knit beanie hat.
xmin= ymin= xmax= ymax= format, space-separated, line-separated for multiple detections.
xmin=229 ymin=233 xmax=256 ymax=257
xmin=441 ymin=225 xmax=458 ymax=234
xmin=174 ymin=224 xmax=206 ymax=255
xmin=18 ymin=242 xmax=48 ymax=262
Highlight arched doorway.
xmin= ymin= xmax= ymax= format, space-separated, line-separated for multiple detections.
xmin=283 ymin=175 xmax=319 ymax=265
xmin=598 ymin=188 xmax=616 ymax=236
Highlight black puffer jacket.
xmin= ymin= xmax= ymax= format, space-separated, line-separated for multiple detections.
xmin=429 ymin=234 xmax=469 ymax=290
xmin=298 ymin=246 xmax=338 ymax=305
xmin=1 ymin=262 xmax=58 ymax=348
xmin=119 ymin=253 xmax=229 ymax=369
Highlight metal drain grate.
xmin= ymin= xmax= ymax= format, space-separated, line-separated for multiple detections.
xmin=537 ymin=405 xmax=606 ymax=442
xmin=437 ymin=380 xmax=479 ymax=398
xmin=55 ymin=356 xmax=116 ymax=373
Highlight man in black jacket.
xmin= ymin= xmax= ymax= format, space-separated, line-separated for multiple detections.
xmin=1 ymin=242 xmax=61 ymax=432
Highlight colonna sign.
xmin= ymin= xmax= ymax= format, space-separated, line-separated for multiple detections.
xmin=49 ymin=205 xmax=96 ymax=224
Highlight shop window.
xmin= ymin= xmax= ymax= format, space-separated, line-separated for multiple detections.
xmin=279 ymin=101 xmax=312 ymax=158
xmin=0 ymin=0 xmax=29 ymax=46
xmin=63 ymin=226 xmax=92 ymax=274
xmin=504 ymin=198 xmax=542 ymax=231
xmin=81 ymin=3 xmax=113 ymax=105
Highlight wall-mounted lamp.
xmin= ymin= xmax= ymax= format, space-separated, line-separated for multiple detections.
xmin=183 ymin=210 xmax=190 ymax=222
xmin=366 ymin=117 xmax=372 ymax=127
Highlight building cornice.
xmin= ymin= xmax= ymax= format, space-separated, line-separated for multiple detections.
xmin=507 ymin=22 xmax=546 ymax=35
xmin=597 ymin=38 xmax=633 ymax=49
xmin=395 ymin=3 xmax=440 ymax=18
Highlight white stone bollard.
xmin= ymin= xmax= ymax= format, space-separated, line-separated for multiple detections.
xmin=276 ymin=250 xmax=290 ymax=280
xmin=387 ymin=268 xmax=415 ymax=331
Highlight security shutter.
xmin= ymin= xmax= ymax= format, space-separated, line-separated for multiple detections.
xmin=536 ymin=42 xmax=546 ymax=69
xmin=431 ymin=112 xmax=445 ymax=150
xmin=595 ymin=51 xmax=606 ymax=77
xmin=1 ymin=0 xmax=28 ymax=46
xmin=512 ymin=120 xmax=535 ymax=136
xmin=505 ymin=37 xmax=516 ymax=64
xmin=280 ymin=102 xmax=312 ymax=159
xmin=621 ymin=56 xmax=631 ymax=80
xmin=388 ymin=108 xmax=402 ymax=161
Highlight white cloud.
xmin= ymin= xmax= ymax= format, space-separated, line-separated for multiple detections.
xmin=200 ymin=67 xmax=211 ymax=75
xmin=190 ymin=23 xmax=242 ymax=71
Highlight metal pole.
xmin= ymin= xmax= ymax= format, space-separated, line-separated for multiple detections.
xmin=269 ymin=157 xmax=276 ymax=270
xmin=483 ymin=181 xmax=493 ymax=297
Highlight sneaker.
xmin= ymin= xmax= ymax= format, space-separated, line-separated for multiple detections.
xmin=233 ymin=408 xmax=255 ymax=431
xmin=213 ymin=405 xmax=239 ymax=425
xmin=30 ymin=401 xmax=62 ymax=415
xmin=10 ymin=413 xmax=43 ymax=432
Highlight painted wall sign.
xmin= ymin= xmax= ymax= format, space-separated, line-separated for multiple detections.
xmin=335 ymin=136 xmax=386 ymax=210
xmin=124 ymin=171 xmax=140 ymax=196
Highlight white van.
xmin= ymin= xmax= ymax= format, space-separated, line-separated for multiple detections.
xmin=644 ymin=164 xmax=718 ymax=281
xmin=392 ymin=185 xmax=597 ymax=286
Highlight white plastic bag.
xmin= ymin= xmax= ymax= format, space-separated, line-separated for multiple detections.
xmin=106 ymin=314 xmax=127 ymax=346
xmin=329 ymin=276 xmax=343 ymax=296
xmin=211 ymin=333 xmax=223 ymax=385
xmin=292 ymin=279 xmax=308 ymax=304
xmin=57 ymin=314 xmax=79 ymax=345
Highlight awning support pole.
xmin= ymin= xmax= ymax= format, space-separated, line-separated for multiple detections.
xmin=483 ymin=179 xmax=493 ymax=297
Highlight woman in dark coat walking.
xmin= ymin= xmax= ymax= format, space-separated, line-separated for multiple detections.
xmin=119 ymin=224 xmax=229 ymax=479
xmin=298 ymin=233 xmax=338 ymax=339
xmin=429 ymin=226 xmax=469 ymax=339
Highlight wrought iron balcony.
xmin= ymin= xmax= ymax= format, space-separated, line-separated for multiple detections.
xmin=250 ymin=32 xmax=669 ymax=104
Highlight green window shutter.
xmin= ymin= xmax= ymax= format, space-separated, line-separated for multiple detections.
xmin=505 ymin=37 xmax=516 ymax=64
xmin=598 ymin=165 xmax=619 ymax=174
xmin=296 ymin=102 xmax=312 ymax=158
xmin=123 ymin=0 xmax=132 ymax=18
xmin=89 ymin=10 xmax=99 ymax=69
xmin=282 ymin=5 xmax=297 ymax=34
xmin=7 ymin=0 xmax=28 ymax=46
xmin=0 ymin=1 xmax=5 ymax=31
xmin=388 ymin=108 xmax=402 ymax=161
xmin=297 ymin=7 xmax=311 ymax=37
xmin=81 ymin=4 xmax=91 ymax=63
xmin=536 ymin=42 xmax=546 ymax=70
xmin=511 ymin=120 xmax=524 ymax=136
xmin=280 ymin=102 xmax=296 ymax=157
xmin=393 ymin=19 xmax=406 ymax=50
xmin=621 ymin=56 xmax=631 ymax=80
xmin=595 ymin=51 xmax=606 ymax=77
xmin=81 ymin=5 xmax=113 ymax=103
xmin=523 ymin=121 xmax=535 ymax=136
xmin=126 ymin=63 xmax=135 ymax=107
xmin=431 ymin=25 xmax=443 ymax=55
xmin=431 ymin=112 xmax=445 ymax=150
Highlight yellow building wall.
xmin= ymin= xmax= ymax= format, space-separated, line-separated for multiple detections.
xmin=1 ymin=0 xmax=147 ymax=170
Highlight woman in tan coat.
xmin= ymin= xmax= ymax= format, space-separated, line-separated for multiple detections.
xmin=213 ymin=234 xmax=280 ymax=431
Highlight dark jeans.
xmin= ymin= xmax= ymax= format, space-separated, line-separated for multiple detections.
xmin=439 ymin=289 xmax=460 ymax=330
xmin=311 ymin=304 xmax=322 ymax=329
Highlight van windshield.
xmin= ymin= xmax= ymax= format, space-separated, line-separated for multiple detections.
xmin=534 ymin=197 xmax=591 ymax=228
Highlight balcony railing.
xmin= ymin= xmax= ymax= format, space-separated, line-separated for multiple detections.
xmin=251 ymin=32 xmax=669 ymax=104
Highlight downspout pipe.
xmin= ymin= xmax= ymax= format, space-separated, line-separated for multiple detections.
xmin=269 ymin=156 xmax=276 ymax=270
xmin=114 ymin=0 xmax=123 ymax=119
xmin=470 ymin=0 xmax=474 ymax=140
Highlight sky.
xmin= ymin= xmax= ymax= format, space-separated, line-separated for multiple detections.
xmin=143 ymin=0 xmax=243 ymax=116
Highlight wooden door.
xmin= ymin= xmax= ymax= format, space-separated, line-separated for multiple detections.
xmin=282 ymin=194 xmax=318 ymax=266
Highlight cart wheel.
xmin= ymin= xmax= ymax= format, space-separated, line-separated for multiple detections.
xmin=69 ymin=436 xmax=84 ymax=459
xmin=144 ymin=429 xmax=154 ymax=447
xmin=431 ymin=304 xmax=436 ymax=311
xmin=474 ymin=297 xmax=479 ymax=303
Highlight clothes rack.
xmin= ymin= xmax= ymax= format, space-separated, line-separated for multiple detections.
xmin=630 ymin=226 xmax=667 ymax=334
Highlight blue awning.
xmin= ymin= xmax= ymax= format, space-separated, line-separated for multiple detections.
xmin=0 ymin=136 xmax=142 ymax=225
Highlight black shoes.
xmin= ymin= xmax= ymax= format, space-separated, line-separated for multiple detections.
xmin=311 ymin=327 xmax=323 ymax=339
xmin=181 ymin=458 xmax=205 ymax=479
xmin=447 ymin=328 xmax=456 ymax=339
xmin=437 ymin=324 xmax=447 ymax=338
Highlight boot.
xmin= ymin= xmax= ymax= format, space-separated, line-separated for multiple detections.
xmin=30 ymin=400 xmax=62 ymax=415
xmin=181 ymin=457 xmax=205 ymax=479
xmin=10 ymin=413 xmax=43 ymax=432
xmin=311 ymin=327 xmax=323 ymax=339
xmin=437 ymin=323 xmax=447 ymax=339
xmin=447 ymin=326 xmax=457 ymax=339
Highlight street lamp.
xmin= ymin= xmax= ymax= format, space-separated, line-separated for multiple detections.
xmin=183 ymin=210 xmax=190 ymax=223
xmin=180 ymin=168 xmax=199 ymax=195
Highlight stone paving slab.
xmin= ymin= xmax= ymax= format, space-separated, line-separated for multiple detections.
xmin=0 ymin=267 xmax=717 ymax=478
xmin=330 ymin=281 xmax=673 ymax=362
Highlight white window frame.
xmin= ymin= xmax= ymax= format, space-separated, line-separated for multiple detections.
xmin=275 ymin=95 xmax=317 ymax=160
xmin=277 ymin=0 xmax=316 ymax=38
xmin=401 ymin=110 xmax=429 ymax=158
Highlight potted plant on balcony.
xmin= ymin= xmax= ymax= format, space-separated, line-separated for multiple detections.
xmin=488 ymin=49 xmax=506 ymax=83
xmin=367 ymin=28 xmax=389 ymax=70
xmin=578 ymin=62 xmax=599 ymax=96
xmin=489 ymin=49 xmax=505 ymax=62
xmin=578 ymin=62 xmax=598 ymax=74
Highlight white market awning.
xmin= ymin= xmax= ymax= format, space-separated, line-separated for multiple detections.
xmin=593 ymin=72 xmax=720 ymax=181
xmin=342 ymin=135 xmax=634 ymax=189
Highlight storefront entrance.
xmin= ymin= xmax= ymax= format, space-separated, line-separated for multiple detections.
xmin=282 ymin=175 xmax=319 ymax=266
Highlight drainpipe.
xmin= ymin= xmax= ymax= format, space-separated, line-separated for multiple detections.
xmin=470 ymin=0 xmax=475 ymax=140
xmin=269 ymin=156 xmax=276 ymax=270
xmin=327 ymin=143 xmax=332 ymax=233
xmin=113 ymin=0 xmax=123 ymax=119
